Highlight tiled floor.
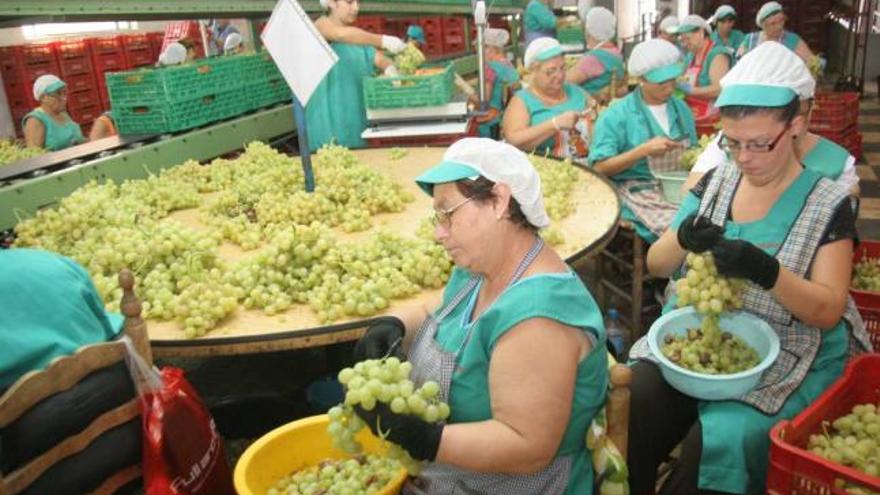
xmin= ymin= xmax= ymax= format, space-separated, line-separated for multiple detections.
xmin=855 ymin=94 xmax=880 ymax=239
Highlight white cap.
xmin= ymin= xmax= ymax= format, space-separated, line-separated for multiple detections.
xmin=659 ymin=15 xmax=680 ymax=35
xmin=676 ymin=14 xmax=711 ymax=34
xmin=319 ymin=0 xmax=329 ymax=7
xmin=757 ymin=1 xmax=783 ymax=26
xmin=32 ymin=74 xmax=65 ymax=101
xmin=224 ymin=32 xmax=243 ymax=53
xmin=158 ymin=42 xmax=187 ymax=66
xmin=415 ymin=138 xmax=551 ymax=229
xmin=627 ymin=38 xmax=684 ymax=83
xmin=577 ymin=0 xmax=594 ymax=22
xmin=484 ymin=28 xmax=510 ymax=48
xmin=717 ymin=41 xmax=814 ymax=107
xmin=585 ymin=7 xmax=616 ymax=42
xmin=713 ymin=4 xmax=737 ymax=21
xmin=524 ymin=37 xmax=563 ymax=68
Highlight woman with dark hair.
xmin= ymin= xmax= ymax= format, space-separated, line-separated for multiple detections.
xmin=709 ymin=5 xmax=745 ymax=57
xmin=626 ymin=38 xmax=872 ymax=495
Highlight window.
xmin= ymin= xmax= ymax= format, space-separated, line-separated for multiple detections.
xmin=21 ymin=21 xmax=139 ymax=40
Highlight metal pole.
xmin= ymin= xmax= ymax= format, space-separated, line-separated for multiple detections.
xmin=292 ymin=96 xmax=315 ymax=193
xmin=474 ymin=0 xmax=488 ymax=110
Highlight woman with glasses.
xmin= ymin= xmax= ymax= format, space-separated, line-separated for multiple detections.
xmin=737 ymin=1 xmax=814 ymax=65
xmin=686 ymin=42 xmax=859 ymax=196
xmin=352 ymin=138 xmax=608 ymax=494
xmin=502 ymin=37 xmax=596 ymax=163
xmin=588 ymin=38 xmax=697 ymax=242
xmin=565 ymin=7 xmax=627 ymax=106
xmin=709 ymin=5 xmax=745 ymax=57
xmin=307 ymin=0 xmax=407 ymax=151
xmin=22 ymin=75 xmax=84 ymax=152
xmin=626 ymin=40 xmax=872 ymax=495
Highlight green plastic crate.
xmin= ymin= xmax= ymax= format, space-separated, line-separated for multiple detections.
xmin=363 ymin=64 xmax=454 ymax=110
xmin=114 ymin=89 xmax=245 ymax=135
xmin=105 ymin=56 xmax=242 ymax=106
xmin=557 ymin=24 xmax=585 ymax=45
xmin=249 ymin=78 xmax=292 ymax=109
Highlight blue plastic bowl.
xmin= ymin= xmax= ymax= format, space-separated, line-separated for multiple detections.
xmin=647 ymin=307 xmax=780 ymax=401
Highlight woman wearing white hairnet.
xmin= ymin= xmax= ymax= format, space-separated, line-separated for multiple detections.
xmin=675 ymin=15 xmax=731 ymax=114
xmin=351 ymin=137 xmax=608 ymax=494
xmin=686 ymin=42 xmax=859 ymax=196
xmin=657 ymin=15 xmax=680 ymax=45
xmin=588 ymin=38 xmax=697 ymax=243
xmin=709 ymin=5 xmax=745 ymax=56
xmin=565 ymin=7 xmax=626 ymax=105
xmin=502 ymin=38 xmax=596 ymax=162
xmin=23 ymin=75 xmax=84 ymax=152
xmin=223 ymin=32 xmax=244 ymax=55
xmin=308 ymin=0 xmax=407 ymax=151
xmin=627 ymin=36 xmax=872 ymax=495
xmin=737 ymin=1 xmax=814 ymax=64
xmin=157 ymin=42 xmax=188 ymax=66
xmin=469 ymin=28 xmax=520 ymax=139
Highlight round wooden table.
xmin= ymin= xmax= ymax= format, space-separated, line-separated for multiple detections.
xmin=149 ymin=147 xmax=620 ymax=357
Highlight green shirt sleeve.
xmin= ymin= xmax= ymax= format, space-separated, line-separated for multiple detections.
xmin=526 ymin=1 xmax=557 ymax=31
xmin=670 ymin=191 xmax=701 ymax=231
xmin=587 ymin=107 xmax=625 ymax=164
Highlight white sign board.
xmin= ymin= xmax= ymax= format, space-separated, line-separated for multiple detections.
xmin=261 ymin=0 xmax=338 ymax=105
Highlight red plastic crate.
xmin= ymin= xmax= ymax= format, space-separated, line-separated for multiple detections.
xmin=4 ymin=84 xmax=32 ymax=112
xmin=767 ymin=354 xmax=880 ymax=495
xmin=122 ymin=34 xmax=150 ymax=51
xmin=91 ymin=37 xmax=124 ymax=55
xmin=67 ymin=89 xmax=99 ymax=111
xmin=810 ymin=92 xmax=860 ymax=133
xmin=419 ymin=16 xmax=444 ymax=35
xmin=855 ymin=308 xmax=880 ymax=350
xmin=161 ymin=21 xmax=200 ymax=53
xmin=59 ymin=56 xmax=92 ymax=77
xmin=442 ymin=16 xmax=467 ymax=33
xmin=147 ymin=32 xmax=164 ymax=60
xmin=354 ymin=15 xmax=384 ymax=34
xmin=20 ymin=44 xmax=56 ymax=65
xmin=815 ymin=125 xmax=858 ymax=150
xmin=92 ymin=52 xmax=127 ymax=72
xmin=383 ymin=18 xmax=410 ymax=38
xmin=68 ymin=104 xmax=100 ymax=124
xmin=55 ymin=39 xmax=90 ymax=59
xmin=124 ymin=48 xmax=154 ymax=68
xmin=850 ymin=241 xmax=880 ymax=309
xmin=65 ymin=72 xmax=97 ymax=93
xmin=20 ymin=60 xmax=61 ymax=84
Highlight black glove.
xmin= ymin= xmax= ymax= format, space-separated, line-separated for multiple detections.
xmin=355 ymin=403 xmax=444 ymax=461
xmin=711 ymin=238 xmax=780 ymax=290
xmin=354 ymin=316 xmax=405 ymax=361
xmin=677 ymin=214 xmax=724 ymax=253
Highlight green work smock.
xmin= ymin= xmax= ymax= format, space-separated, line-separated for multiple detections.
xmin=803 ymin=136 xmax=850 ymax=181
xmin=668 ymin=168 xmax=849 ymax=494
xmin=588 ymin=89 xmax=696 ymax=240
xmin=306 ymin=42 xmax=376 ymax=152
xmin=0 ymin=249 xmax=124 ymax=390
xmin=514 ymin=83 xmax=588 ymax=154
xmin=524 ymin=0 xmax=557 ymax=46
xmin=22 ymin=108 xmax=84 ymax=152
xmin=478 ymin=60 xmax=521 ymax=138
xmin=435 ymin=266 xmax=608 ymax=495
xmin=579 ymin=47 xmax=625 ymax=96
xmin=710 ymin=29 xmax=745 ymax=56
xmin=684 ymin=44 xmax=732 ymax=88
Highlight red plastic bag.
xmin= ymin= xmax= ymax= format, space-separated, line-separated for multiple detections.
xmin=124 ymin=340 xmax=235 ymax=495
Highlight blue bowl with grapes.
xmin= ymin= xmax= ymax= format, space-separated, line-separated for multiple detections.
xmin=647 ymin=307 xmax=781 ymax=401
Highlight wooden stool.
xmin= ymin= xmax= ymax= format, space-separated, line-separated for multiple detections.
xmin=595 ymin=221 xmax=662 ymax=343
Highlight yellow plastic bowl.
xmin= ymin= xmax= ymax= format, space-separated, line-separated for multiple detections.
xmin=234 ymin=414 xmax=408 ymax=495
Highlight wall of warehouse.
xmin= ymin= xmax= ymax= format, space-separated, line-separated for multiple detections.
xmin=827 ymin=21 xmax=880 ymax=89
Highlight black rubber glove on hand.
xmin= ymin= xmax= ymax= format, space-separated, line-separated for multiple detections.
xmin=353 ymin=316 xmax=405 ymax=361
xmin=677 ymin=214 xmax=724 ymax=253
xmin=355 ymin=403 xmax=444 ymax=462
xmin=711 ymin=238 xmax=780 ymax=290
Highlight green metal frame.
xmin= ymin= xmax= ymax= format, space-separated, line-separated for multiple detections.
xmin=0 ymin=104 xmax=294 ymax=231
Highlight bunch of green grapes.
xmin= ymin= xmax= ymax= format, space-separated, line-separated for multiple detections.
xmin=0 ymin=139 xmax=42 ymax=166
xmin=532 ymin=155 xmax=580 ymax=221
xmin=388 ymin=147 xmax=408 ymax=161
xmin=329 ymin=357 xmax=451 ymax=476
xmin=267 ymin=454 xmax=402 ymax=495
xmin=541 ymin=226 xmax=565 ymax=247
xmin=853 ymin=258 xmax=880 ymax=291
xmin=681 ymin=134 xmax=715 ymax=169
xmin=664 ymin=252 xmax=759 ymax=374
xmin=808 ymin=402 xmax=880 ymax=482
xmin=394 ymin=43 xmax=426 ymax=76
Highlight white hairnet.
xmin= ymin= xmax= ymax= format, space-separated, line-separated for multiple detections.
xmin=418 ymin=138 xmax=550 ymax=229
xmin=32 ymin=74 xmax=65 ymax=101
xmin=757 ymin=1 xmax=783 ymax=26
xmin=713 ymin=4 xmax=737 ymax=21
xmin=627 ymin=38 xmax=682 ymax=77
xmin=720 ymin=41 xmax=815 ymax=98
xmin=224 ymin=32 xmax=243 ymax=53
xmin=484 ymin=28 xmax=510 ymax=48
xmin=158 ymin=42 xmax=187 ymax=66
xmin=585 ymin=7 xmax=616 ymax=42
xmin=659 ymin=15 xmax=679 ymax=35
xmin=524 ymin=37 xmax=562 ymax=68
xmin=577 ymin=0 xmax=594 ymax=22
xmin=677 ymin=14 xmax=711 ymax=34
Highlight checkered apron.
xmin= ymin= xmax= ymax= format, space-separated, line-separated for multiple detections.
xmin=630 ymin=162 xmax=873 ymax=414
xmin=403 ymin=238 xmax=574 ymax=495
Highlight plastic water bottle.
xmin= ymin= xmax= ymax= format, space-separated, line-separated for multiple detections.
xmin=606 ymin=308 xmax=626 ymax=360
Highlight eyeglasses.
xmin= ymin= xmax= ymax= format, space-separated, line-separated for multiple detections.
xmin=539 ymin=65 xmax=565 ymax=77
xmin=431 ymin=196 xmax=473 ymax=228
xmin=46 ymin=89 xmax=68 ymax=99
xmin=719 ymin=124 xmax=790 ymax=154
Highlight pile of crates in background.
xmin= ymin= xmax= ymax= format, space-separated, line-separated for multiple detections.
xmin=809 ymin=91 xmax=862 ymax=160
xmin=0 ymin=34 xmax=164 ymax=137
xmin=106 ymin=51 xmax=290 ymax=135
xmin=353 ymin=15 xmax=508 ymax=59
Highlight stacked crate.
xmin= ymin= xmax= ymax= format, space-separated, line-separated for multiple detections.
xmin=809 ymin=91 xmax=862 ymax=159
xmin=0 ymin=44 xmax=60 ymax=136
xmin=56 ymin=39 xmax=100 ymax=135
xmin=442 ymin=17 xmax=468 ymax=55
xmin=418 ymin=17 xmax=445 ymax=57
xmin=160 ymin=21 xmax=206 ymax=58
xmin=91 ymin=36 xmax=128 ymax=114
xmin=122 ymin=34 xmax=154 ymax=69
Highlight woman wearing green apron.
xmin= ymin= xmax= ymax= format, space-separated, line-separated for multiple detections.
xmin=352 ymin=138 xmax=608 ymax=494
xmin=710 ymin=5 xmax=745 ymax=59
xmin=503 ymin=38 xmax=596 ymax=162
xmin=676 ymin=15 xmax=731 ymax=118
xmin=22 ymin=75 xmax=84 ymax=152
xmin=476 ymin=28 xmax=520 ymax=139
xmin=589 ymin=38 xmax=697 ymax=243
xmin=686 ymin=42 xmax=859 ymax=196
xmin=737 ymin=1 xmax=815 ymax=65
xmin=523 ymin=0 xmax=557 ymax=47
xmin=627 ymin=40 xmax=872 ymax=495
xmin=308 ymin=0 xmax=408 ymax=151
xmin=565 ymin=7 xmax=626 ymax=105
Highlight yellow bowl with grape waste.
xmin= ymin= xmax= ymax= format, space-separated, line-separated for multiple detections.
xmin=234 ymin=414 xmax=408 ymax=495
